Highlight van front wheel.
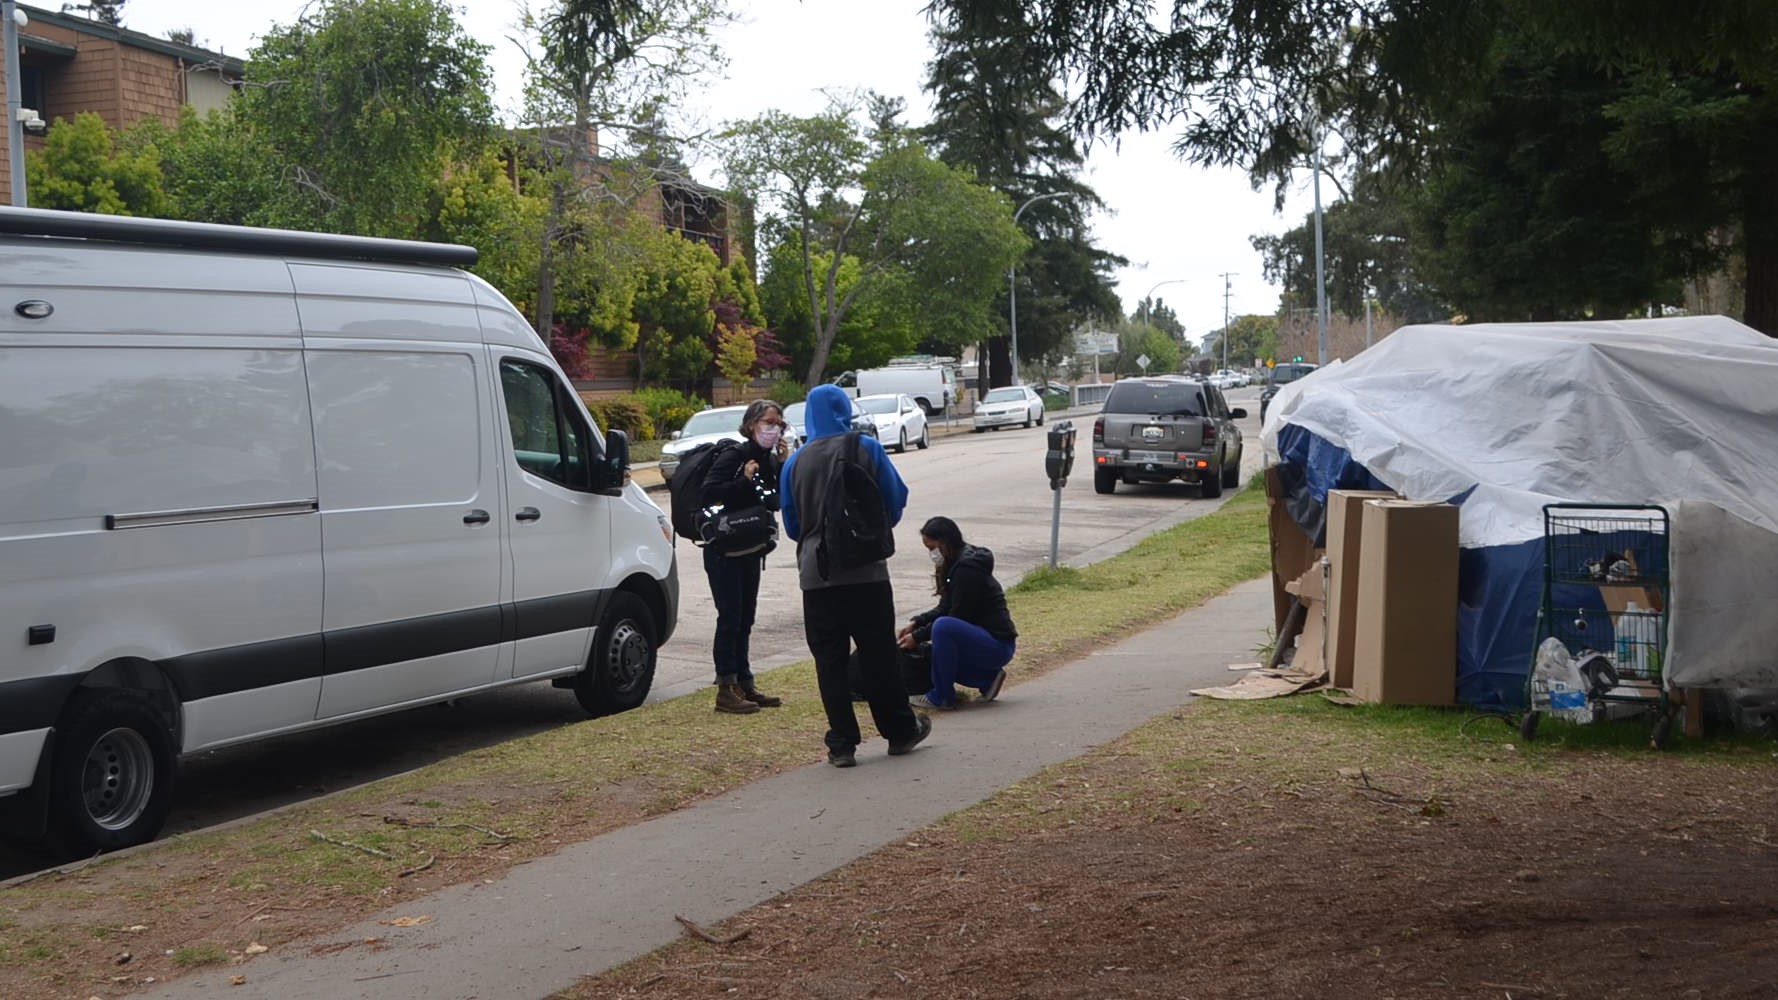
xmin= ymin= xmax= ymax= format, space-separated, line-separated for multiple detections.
xmin=46 ymin=690 xmax=176 ymax=858
xmin=575 ymin=592 xmax=657 ymax=717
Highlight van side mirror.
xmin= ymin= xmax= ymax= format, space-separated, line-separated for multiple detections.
xmin=1230 ymin=407 xmax=1248 ymax=419
xmin=592 ymin=428 xmax=630 ymax=495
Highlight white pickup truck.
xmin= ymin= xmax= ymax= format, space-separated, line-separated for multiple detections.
xmin=841 ymin=364 xmax=958 ymax=414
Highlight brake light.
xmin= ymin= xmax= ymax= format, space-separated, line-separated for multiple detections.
xmin=1201 ymin=418 xmax=1217 ymax=446
xmin=1093 ymin=416 xmax=1104 ymax=443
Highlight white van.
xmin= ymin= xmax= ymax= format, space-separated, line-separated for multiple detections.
xmin=846 ymin=362 xmax=956 ymax=415
xmin=0 ymin=208 xmax=679 ymax=857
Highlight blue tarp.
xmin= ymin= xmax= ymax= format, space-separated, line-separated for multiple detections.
xmin=1276 ymin=423 xmax=1670 ymax=710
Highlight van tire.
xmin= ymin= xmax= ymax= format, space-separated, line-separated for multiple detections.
xmin=1094 ymin=468 xmax=1116 ymax=494
xmin=45 ymin=690 xmax=176 ymax=858
xmin=574 ymin=593 xmax=657 ymax=717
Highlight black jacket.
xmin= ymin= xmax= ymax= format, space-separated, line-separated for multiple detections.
xmin=700 ymin=438 xmax=782 ymax=514
xmin=911 ymin=545 xmax=1017 ymax=643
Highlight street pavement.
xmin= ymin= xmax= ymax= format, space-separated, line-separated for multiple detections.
xmin=141 ymin=577 xmax=1273 ymax=1000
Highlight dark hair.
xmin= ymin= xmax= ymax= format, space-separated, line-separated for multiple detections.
xmin=920 ymin=516 xmax=966 ymax=596
xmin=738 ymin=399 xmax=783 ymax=437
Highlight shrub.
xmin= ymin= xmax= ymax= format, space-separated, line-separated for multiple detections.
xmin=585 ymin=397 xmax=651 ymax=441
xmin=762 ymin=374 xmax=807 ymax=404
xmin=627 ymin=387 xmax=709 ymax=438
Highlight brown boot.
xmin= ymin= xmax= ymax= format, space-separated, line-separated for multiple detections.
xmin=715 ymin=683 xmax=760 ymax=715
xmin=742 ymin=684 xmax=782 ymax=708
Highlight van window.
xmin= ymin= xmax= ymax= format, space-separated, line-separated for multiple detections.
xmin=500 ymin=360 xmax=592 ymax=489
xmin=1103 ymin=381 xmax=1204 ymax=416
xmin=308 ymin=350 xmax=482 ymax=509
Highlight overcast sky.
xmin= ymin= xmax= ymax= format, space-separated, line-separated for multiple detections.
xmin=119 ymin=0 xmax=1317 ymax=347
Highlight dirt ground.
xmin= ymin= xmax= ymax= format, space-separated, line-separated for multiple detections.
xmin=7 ymin=702 xmax=1778 ymax=1000
xmin=561 ymin=706 xmax=1778 ymax=1000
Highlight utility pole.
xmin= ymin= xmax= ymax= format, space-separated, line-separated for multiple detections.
xmin=1311 ymin=120 xmax=1329 ymax=367
xmin=1219 ymin=272 xmax=1236 ymax=371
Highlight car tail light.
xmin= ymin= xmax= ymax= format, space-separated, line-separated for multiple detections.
xmin=1093 ymin=416 xmax=1104 ymax=443
xmin=1201 ymin=418 xmax=1217 ymax=446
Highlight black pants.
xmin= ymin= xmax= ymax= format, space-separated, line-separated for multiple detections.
xmin=704 ymin=546 xmax=761 ymax=686
xmin=803 ymin=580 xmax=922 ymax=753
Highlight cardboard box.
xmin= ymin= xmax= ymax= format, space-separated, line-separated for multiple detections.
xmin=1324 ymin=489 xmax=1400 ymax=689
xmin=1284 ymin=559 xmax=1329 ymax=678
xmin=1351 ymin=500 xmax=1459 ymax=705
xmin=1267 ymin=466 xmax=1322 ymax=631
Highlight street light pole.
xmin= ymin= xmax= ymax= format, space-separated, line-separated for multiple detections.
xmin=1009 ymin=191 xmax=1069 ymax=386
xmin=4 ymin=0 xmax=27 ymax=206
xmin=1310 ymin=119 xmax=1329 ymax=367
xmin=1142 ymin=278 xmax=1186 ymax=327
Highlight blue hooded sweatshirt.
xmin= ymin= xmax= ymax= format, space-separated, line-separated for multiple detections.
xmin=779 ymin=384 xmax=910 ymax=590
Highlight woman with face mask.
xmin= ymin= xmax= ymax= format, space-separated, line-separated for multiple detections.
xmin=897 ymin=516 xmax=1018 ymax=710
xmin=699 ymin=399 xmax=792 ymax=715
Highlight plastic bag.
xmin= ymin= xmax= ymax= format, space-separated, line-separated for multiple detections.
xmin=1531 ymin=636 xmax=1593 ymax=723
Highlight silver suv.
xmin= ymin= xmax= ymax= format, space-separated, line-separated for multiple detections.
xmin=1091 ymin=376 xmax=1246 ymax=497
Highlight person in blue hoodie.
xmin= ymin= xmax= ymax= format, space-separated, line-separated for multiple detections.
xmin=780 ymin=384 xmax=931 ymax=767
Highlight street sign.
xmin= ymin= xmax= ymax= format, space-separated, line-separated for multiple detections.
xmin=1136 ymin=353 xmax=1150 ymax=373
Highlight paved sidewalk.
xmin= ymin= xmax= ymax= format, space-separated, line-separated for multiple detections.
xmin=143 ymin=578 xmax=1271 ymax=1000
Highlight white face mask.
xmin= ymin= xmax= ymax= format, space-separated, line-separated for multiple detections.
xmin=928 ymin=547 xmax=945 ymax=566
xmin=753 ymin=426 xmax=782 ymax=450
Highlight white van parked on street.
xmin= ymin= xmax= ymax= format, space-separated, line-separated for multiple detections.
xmin=840 ymin=361 xmax=957 ymax=415
xmin=0 ymin=208 xmax=679 ymax=858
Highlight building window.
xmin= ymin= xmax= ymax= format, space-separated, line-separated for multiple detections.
xmin=20 ymin=67 xmax=44 ymax=116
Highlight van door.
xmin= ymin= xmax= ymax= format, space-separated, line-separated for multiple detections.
xmin=494 ymin=354 xmax=610 ymax=679
xmin=292 ymin=264 xmax=504 ymax=718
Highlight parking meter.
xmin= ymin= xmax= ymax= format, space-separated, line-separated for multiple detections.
xmin=1044 ymin=421 xmax=1075 ymax=568
xmin=1045 ymin=421 xmax=1076 ymax=489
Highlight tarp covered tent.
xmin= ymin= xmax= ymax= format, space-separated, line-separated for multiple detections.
xmin=1261 ymin=316 xmax=1778 ymax=708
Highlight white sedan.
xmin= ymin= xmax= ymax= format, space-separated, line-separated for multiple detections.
xmin=857 ymin=393 xmax=930 ymax=453
xmin=972 ymin=385 xmax=1045 ymax=431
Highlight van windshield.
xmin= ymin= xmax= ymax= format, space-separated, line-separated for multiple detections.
xmin=1104 ymin=382 xmax=1203 ymax=416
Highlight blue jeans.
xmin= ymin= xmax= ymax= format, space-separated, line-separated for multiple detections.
xmin=704 ymin=546 xmax=761 ymax=686
xmin=925 ymin=616 xmax=1015 ymax=707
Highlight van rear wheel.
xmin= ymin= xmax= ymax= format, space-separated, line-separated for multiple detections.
xmin=574 ymin=592 xmax=657 ymax=717
xmin=1094 ymin=468 xmax=1116 ymax=494
xmin=46 ymin=690 xmax=176 ymax=858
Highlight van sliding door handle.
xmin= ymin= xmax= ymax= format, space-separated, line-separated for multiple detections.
xmin=463 ymin=509 xmax=491 ymax=525
xmin=515 ymin=507 xmax=542 ymax=522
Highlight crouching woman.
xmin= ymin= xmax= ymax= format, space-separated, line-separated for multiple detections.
xmin=898 ymin=516 xmax=1017 ymax=710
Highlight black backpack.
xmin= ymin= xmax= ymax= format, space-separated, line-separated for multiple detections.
xmin=815 ymin=431 xmax=895 ymax=579
xmin=667 ymin=439 xmax=734 ymax=544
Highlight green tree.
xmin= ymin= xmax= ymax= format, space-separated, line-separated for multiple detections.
xmin=1252 ymin=171 xmax=1448 ymax=325
xmin=240 ymin=0 xmax=495 ymax=237
xmin=131 ymin=107 xmax=283 ymax=226
xmin=25 ymin=112 xmax=167 ymax=215
xmin=1207 ymin=314 xmax=1279 ymax=368
xmin=757 ymin=237 xmax=915 ymax=376
xmin=724 ymin=100 xmax=1027 ymax=385
xmin=711 ymin=323 xmax=757 ymax=390
xmin=923 ymin=0 xmax=1124 ymax=386
xmin=934 ymin=0 xmax=1778 ymax=333
xmin=523 ymin=0 xmax=731 ymax=338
